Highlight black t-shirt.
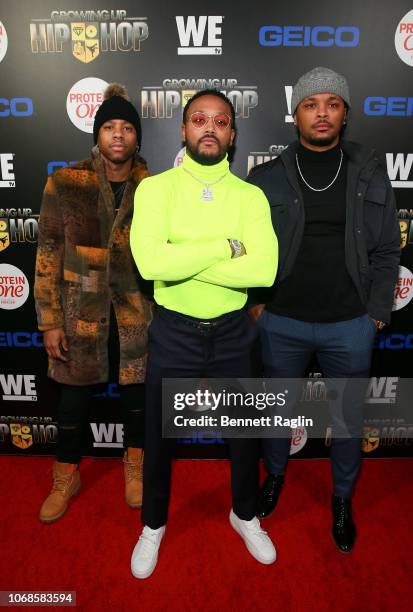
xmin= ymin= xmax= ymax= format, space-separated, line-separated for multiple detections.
xmin=108 ymin=181 xmax=126 ymax=373
xmin=267 ymin=143 xmax=365 ymax=322
xmin=110 ymin=181 xmax=126 ymax=212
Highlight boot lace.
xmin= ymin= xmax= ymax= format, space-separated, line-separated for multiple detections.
xmin=336 ymin=504 xmax=347 ymax=529
xmin=51 ymin=471 xmax=73 ymax=495
xmin=138 ymin=529 xmax=161 ymax=558
xmin=246 ymin=517 xmax=270 ymax=541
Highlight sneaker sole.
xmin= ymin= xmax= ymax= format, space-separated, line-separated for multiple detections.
xmin=39 ymin=483 xmax=81 ymax=524
xmin=131 ymin=555 xmax=158 ymax=580
xmin=230 ymin=512 xmax=276 ymax=565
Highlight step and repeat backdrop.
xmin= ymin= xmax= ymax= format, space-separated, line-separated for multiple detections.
xmin=1 ymin=0 xmax=413 ymax=460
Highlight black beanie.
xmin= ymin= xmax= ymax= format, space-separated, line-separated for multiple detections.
xmin=93 ymin=83 xmax=142 ymax=145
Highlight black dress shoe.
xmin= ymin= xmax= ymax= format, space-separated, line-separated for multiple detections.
xmin=256 ymin=474 xmax=284 ymax=518
xmin=332 ymin=495 xmax=356 ymax=553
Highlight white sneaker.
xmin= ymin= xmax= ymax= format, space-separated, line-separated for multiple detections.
xmin=131 ymin=525 xmax=166 ymax=579
xmin=229 ymin=509 xmax=276 ymax=564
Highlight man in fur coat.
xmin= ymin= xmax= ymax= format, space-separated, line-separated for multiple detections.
xmin=34 ymin=83 xmax=151 ymax=523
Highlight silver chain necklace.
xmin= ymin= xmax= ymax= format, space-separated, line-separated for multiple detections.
xmin=296 ymin=149 xmax=343 ymax=192
xmin=183 ymin=167 xmax=229 ymax=201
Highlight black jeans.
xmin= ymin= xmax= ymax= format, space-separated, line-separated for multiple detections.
xmin=56 ymin=383 xmax=145 ymax=463
xmin=142 ymin=306 xmax=260 ymax=529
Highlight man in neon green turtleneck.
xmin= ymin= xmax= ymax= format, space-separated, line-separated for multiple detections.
xmin=130 ymin=90 xmax=278 ymax=579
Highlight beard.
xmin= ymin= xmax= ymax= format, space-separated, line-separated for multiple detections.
xmin=185 ymin=138 xmax=228 ymax=166
xmin=303 ymin=133 xmax=338 ymax=148
xmin=297 ymin=123 xmax=342 ymax=149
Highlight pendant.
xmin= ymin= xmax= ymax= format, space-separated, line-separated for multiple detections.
xmin=202 ymin=187 xmax=213 ymax=201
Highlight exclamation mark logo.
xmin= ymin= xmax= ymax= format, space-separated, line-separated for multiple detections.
xmin=284 ymin=85 xmax=293 ymax=123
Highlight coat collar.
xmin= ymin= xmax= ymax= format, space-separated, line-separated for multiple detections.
xmin=89 ymin=146 xmax=149 ymax=234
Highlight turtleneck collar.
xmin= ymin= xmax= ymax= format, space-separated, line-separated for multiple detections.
xmin=182 ymin=152 xmax=229 ymax=180
xmin=297 ymin=141 xmax=342 ymax=163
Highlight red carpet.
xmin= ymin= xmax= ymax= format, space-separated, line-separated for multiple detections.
xmin=0 ymin=456 xmax=412 ymax=612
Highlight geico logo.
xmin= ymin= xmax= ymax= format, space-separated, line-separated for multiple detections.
xmin=93 ymin=383 xmax=120 ymax=399
xmin=259 ymin=26 xmax=359 ymax=47
xmin=0 ymin=98 xmax=33 ymax=117
xmin=364 ymin=97 xmax=413 ymax=116
xmin=375 ymin=333 xmax=413 ymax=349
xmin=0 ymin=332 xmax=43 ymax=348
xmin=178 ymin=434 xmax=225 ymax=444
xmin=47 ymin=161 xmax=77 ymax=175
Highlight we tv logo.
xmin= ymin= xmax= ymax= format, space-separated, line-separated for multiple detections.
xmin=0 ymin=153 xmax=15 ymax=187
xmin=0 ymin=374 xmax=37 ymax=401
xmin=386 ymin=153 xmax=413 ymax=188
xmin=90 ymin=422 xmax=123 ymax=448
xmin=176 ymin=16 xmax=223 ymax=55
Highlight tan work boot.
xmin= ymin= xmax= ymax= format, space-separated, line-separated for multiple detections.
xmin=124 ymin=448 xmax=143 ymax=508
xmin=39 ymin=461 xmax=81 ymax=524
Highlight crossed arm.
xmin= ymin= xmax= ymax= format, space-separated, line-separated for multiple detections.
xmin=130 ymin=177 xmax=278 ymax=288
xmin=193 ymin=192 xmax=278 ymax=288
xmin=130 ymin=178 xmax=231 ymax=281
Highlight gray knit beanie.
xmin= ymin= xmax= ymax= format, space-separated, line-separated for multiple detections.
xmin=291 ymin=67 xmax=350 ymax=114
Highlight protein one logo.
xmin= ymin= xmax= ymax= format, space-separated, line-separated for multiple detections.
xmin=395 ymin=10 xmax=413 ymax=66
xmin=393 ymin=265 xmax=413 ymax=311
xmin=66 ymin=77 xmax=108 ymax=133
xmin=0 ymin=21 xmax=8 ymax=63
xmin=0 ymin=263 xmax=30 ymax=310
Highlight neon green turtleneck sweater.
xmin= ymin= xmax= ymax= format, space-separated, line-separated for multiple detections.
xmin=130 ymin=153 xmax=278 ymax=319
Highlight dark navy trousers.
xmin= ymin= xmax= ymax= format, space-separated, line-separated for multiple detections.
xmin=142 ymin=306 xmax=260 ymax=529
xmin=257 ymin=311 xmax=377 ymax=498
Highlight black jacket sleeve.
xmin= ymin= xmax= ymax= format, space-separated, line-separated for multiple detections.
xmin=366 ymin=171 xmax=401 ymax=323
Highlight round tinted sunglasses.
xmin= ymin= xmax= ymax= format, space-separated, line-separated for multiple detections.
xmin=188 ymin=111 xmax=232 ymax=130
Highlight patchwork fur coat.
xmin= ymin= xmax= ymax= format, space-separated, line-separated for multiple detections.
xmin=35 ymin=146 xmax=152 ymax=386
